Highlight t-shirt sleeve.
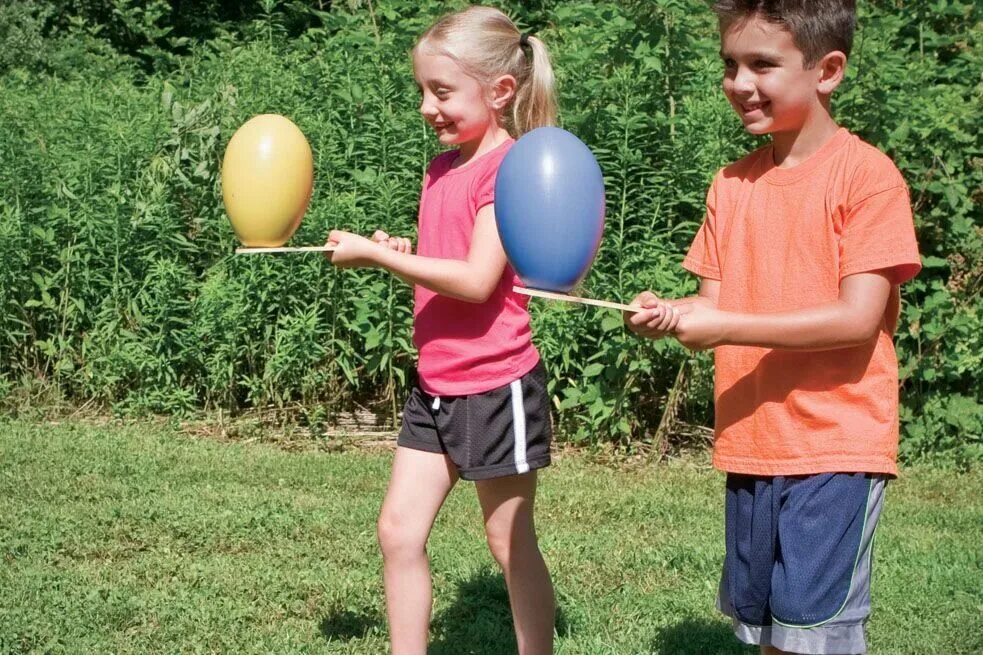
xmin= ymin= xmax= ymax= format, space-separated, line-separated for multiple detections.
xmin=682 ymin=173 xmax=723 ymax=280
xmin=472 ymin=156 xmax=502 ymax=212
xmin=839 ymin=164 xmax=921 ymax=284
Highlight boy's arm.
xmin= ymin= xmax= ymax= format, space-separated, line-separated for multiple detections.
xmin=624 ymin=279 xmax=719 ymax=339
xmin=327 ymin=204 xmax=507 ymax=303
xmin=674 ymin=271 xmax=893 ymax=351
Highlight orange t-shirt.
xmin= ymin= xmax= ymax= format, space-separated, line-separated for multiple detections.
xmin=683 ymin=128 xmax=921 ymax=476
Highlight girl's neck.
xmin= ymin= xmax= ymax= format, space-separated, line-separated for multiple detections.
xmin=453 ymin=123 xmax=512 ymax=168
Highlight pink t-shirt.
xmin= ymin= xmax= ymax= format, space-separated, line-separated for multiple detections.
xmin=414 ymin=139 xmax=540 ymax=396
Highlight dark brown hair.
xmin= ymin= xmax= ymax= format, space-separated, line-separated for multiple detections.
xmin=714 ymin=0 xmax=856 ymax=67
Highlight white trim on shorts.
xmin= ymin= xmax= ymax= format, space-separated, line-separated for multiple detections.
xmin=509 ymin=379 xmax=530 ymax=474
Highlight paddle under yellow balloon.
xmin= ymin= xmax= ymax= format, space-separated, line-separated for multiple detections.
xmin=222 ymin=114 xmax=314 ymax=248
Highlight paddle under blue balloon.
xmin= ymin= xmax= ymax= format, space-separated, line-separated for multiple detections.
xmin=495 ymin=127 xmax=606 ymax=293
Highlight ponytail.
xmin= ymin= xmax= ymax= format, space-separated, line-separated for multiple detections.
xmin=512 ymin=34 xmax=557 ymax=134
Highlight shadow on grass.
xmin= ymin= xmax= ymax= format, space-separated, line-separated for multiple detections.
xmin=318 ymin=570 xmax=570 ymax=652
xmin=651 ymin=617 xmax=749 ymax=654
xmin=319 ymin=607 xmax=384 ymax=642
xmin=430 ymin=570 xmax=570 ymax=655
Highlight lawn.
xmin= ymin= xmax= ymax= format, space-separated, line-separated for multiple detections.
xmin=1 ymin=419 xmax=980 ymax=654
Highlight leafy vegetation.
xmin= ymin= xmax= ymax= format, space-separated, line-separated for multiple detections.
xmin=0 ymin=1 xmax=979 ymax=462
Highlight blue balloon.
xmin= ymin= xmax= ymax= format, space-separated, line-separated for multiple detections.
xmin=495 ymin=127 xmax=606 ymax=293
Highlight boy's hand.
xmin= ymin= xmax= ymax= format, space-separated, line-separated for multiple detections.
xmin=624 ymin=291 xmax=680 ymax=339
xmin=674 ymin=301 xmax=728 ymax=351
xmin=372 ymin=230 xmax=413 ymax=254
xmin=326 ymin=230 xmax=383 ymax=268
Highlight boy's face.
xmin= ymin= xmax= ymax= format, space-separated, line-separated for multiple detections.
xmin=719 ymin=15 xmax=827 ymax=136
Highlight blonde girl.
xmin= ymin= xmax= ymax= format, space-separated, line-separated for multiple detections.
xmin=327 ymin=6 xmax=559 ymax=655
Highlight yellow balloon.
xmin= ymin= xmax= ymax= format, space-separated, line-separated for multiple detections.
xmin=221 ymin=114 xmax=314 ymax=247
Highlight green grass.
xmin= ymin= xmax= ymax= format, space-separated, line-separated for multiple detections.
xmin=1 ymin=419 xmax=980 ymax=654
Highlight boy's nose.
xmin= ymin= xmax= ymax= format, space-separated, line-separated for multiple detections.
xmin=732 ymin=68 xmax=756 ymax=95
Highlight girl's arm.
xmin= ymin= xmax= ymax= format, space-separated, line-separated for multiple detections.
xmin=328 ymin=204 xmax=508 ymax=303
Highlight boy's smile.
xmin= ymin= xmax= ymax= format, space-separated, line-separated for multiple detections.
xmin=719 ymin=16 xmax=830 ymax=138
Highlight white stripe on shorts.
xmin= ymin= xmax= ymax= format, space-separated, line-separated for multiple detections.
xmin=509 ymin=380 xmax=530 ymax=474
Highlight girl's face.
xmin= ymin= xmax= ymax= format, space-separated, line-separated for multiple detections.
xmin=413 ymin=50 xmax=501 ymax=147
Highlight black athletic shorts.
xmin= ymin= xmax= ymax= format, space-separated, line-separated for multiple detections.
xmin=397 ymin=361 xmax=552 ymax=480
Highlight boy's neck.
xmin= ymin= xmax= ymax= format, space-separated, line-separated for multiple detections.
xmin=454 ymin=124 xmax=512 ymax=168
xmin=769 ymin=111 xmax=841 ymax=169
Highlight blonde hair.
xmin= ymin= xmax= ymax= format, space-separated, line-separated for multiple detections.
xmin=413 ymin=6 xmax=557 ymax=136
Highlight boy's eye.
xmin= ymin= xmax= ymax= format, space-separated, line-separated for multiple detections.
xmin=754 ymin=60 xmax=775 ymax=69
xmin=722 ymin=58 xmax=736 ymax=70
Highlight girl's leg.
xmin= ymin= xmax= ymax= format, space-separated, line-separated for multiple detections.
xmin=476 ymin=471 xmax=555 ymax=655
xmin=378 ymin=446 xmax=458 ymax=655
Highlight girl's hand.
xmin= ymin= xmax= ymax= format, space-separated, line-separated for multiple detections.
xmin=372 ymin=230 xmax=413 ymax=254
xmin=326 ymin=230 xmax=383 ymax=268
xmin=625 ymin=291 xmax=680 ymax=340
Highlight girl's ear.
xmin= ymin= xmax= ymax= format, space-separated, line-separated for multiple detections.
xmin=489 ymin=74 xmax=517 ymax=111
xmin=816 ymin=50 xmax=847 ymax=96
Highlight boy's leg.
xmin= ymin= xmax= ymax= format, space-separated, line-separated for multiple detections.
xmin=378 ymin=446 xmax=458 ymax=655
xmin=767 ymin=474 xmax=886 ymax=655
xmin=718 ymin=473 xmax=887 ymax=655
xmin=476 ymin=471 xmax=555 ymax=655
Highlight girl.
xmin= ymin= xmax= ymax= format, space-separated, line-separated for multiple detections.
xmin=327 ymin=6 xmax=558 ymax=655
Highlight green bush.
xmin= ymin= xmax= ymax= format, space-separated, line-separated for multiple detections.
xmin=0 ymin=0 xmax=979 ymax=463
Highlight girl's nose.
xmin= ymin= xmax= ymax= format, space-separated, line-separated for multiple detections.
xmin=419 ymin=96 xmax=437 ymax=119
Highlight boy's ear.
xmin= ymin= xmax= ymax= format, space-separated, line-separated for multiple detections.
xmin=489 ymin=74 xmax=517 ymax=110
xmin=816 ymin=50 xmax=847 ymax=95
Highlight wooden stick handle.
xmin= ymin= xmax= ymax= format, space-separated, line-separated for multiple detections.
xmin=235 ymin=245 xmax=337 ymax=254
xmin=514 ymin=286 xmax=642 ymax=313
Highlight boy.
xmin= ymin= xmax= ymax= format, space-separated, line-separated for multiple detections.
xmin=627 ymin=1 xmax=921 ymax=653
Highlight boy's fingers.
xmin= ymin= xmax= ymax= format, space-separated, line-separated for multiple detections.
xmin=648 ymin=307 xmax=674 ymax=332
xmin=645 ymin=305 xmax=668 ymax=330
xmin=665 ymin=309 xmax=681 ymax=332
xmin=632 ymin=307 xmax=662 ymax=326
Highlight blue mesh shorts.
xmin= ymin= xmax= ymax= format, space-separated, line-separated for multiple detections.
xmin=717 ymin=472 xmax=888 ymax=654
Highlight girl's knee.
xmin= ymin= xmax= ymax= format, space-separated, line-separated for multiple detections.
xmin=484 ymin=521 xmax=538 ymax=569
xmin=377 ymin=510 xmax=426 ymax=561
